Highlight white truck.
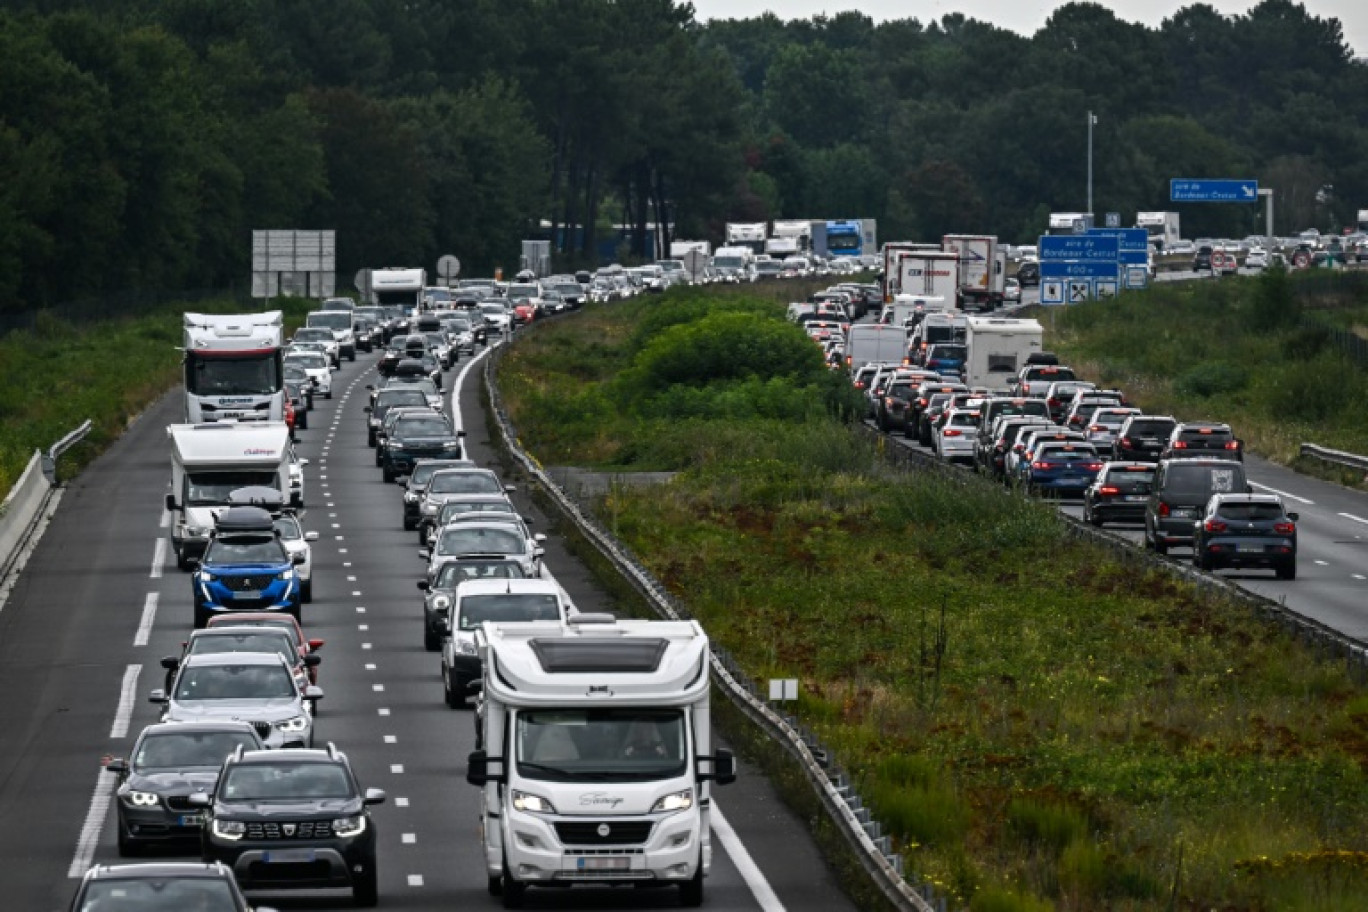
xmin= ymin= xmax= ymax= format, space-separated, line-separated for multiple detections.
xmin=880 ymin=242 xmax=942 ymax=302
xmin=165 ymin=422 xmax=292 ymax=571
xmin=709 ymin=246 xmax=755 ymax=283
xmin=942 ymin=234 xmax=1004 ymax=311
xmin=963 ymin=317 xmax=1044 ymax=392
xmin=766 ymin=219 xmax=812 ymax=258
xmin=896 ymin=250 xmax=959 ymax=305
xmin=370 ymin=267 xmax=427 ymax=311
xmin=845 ymin=323 xmax=910 ymax=372
xmin=1047 ymin=212 xmax=1094 ymax=235
xmin=669 ymin=240 xmax=711 ymax=259
xmin=724 ymin=222 xmax=767 ymax=256
xmin=182 ymin=311 xmax=285 ymax=425
xmin=1135 ymin=212 xmax=1181 ymax=251
xmin=465 ymin=615 xmax=736 ymax=907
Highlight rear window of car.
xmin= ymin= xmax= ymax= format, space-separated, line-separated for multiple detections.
xmin=1126 ymin=419 xmax=1175 ymax=436
xmin=1179 ymin=427 xmax=1233 ymax=441
xmin=1103 ymin=466 xmax=1155 ymax=486
xmin=1026 ymin=366 xmax=1076 ymax=381
xmin=1037 ymin=443 xmax=1098 ymax=460
xmin=1217 ymin=502 xmax=1285 ymax=520
xmin=1163 ymin=464 xmax=1246 ymax=496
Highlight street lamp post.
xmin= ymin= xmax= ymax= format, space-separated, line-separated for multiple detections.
xmin=1087 ymin=111 xmax=1098 ymax=218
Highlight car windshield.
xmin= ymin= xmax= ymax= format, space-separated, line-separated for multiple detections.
xmin=928 ymin=345 xmax=966 ymax=360
xmin=1104 ymin=467 xmax=1155 ymax=486
xmin=293 ymin=329 xmax=332 ymax=343
xmin=134 ymin=731 xmax=260 ymax=770
xmin=286 ymin=353 xmax=326 ymax=370
xmin=174 ymin=663 xmax=296 ymax=701
xmin=1093 ymin=411 xmax=1137 ymax=427
xmin=187 ymin=351 xmax=282 ymax=397
xmin=307 ymin=312 xmax=350 ymax=331
xmin=208 ymin=617 xmax=300 ymax=649
xmin=480 ymin=304 xmax=506 ymax=316
xmin=185 ymin=472 xmax=280 ymax=508
xmin=204 ymin=535 xmax=287 ymax=565
xmin=189 ymin=632 xmax=294 ymax=663
xmin=948 ymin=411 xmax=979 ymax=427
xmin=439 ymin=501 xmax=513 ymax=522
xmin=394 ymin=418 xmax=451 ymax=437
xmin=219 ymin=762 xmax=353 ymax=801
xmin=456 ymin=594 xmax=561 ymax=629
xmin=1218 ymin=502 xmax=1286 ymax=520
xmin=377 ymin=391 xmax=429 ymax=412
xmin=78 ymin=877 xmax=240 ymax=911
xmin=555 ymin=284 xmax=581 ymax=296
xmin=429 ymin=472 xmax=501 ymax=495
xmin=516 ymin=709 xmax=687 ymax=782
xmin=1164 ymin=464 xmax=1244 ymax=497
xmin=436 ymin=527 xmax=523 ymax=556
xmin=434 ymin=560 xmax=526 ymax=587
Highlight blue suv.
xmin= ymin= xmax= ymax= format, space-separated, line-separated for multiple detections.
xmin=191 ymin=506 xmax=302 ymax=628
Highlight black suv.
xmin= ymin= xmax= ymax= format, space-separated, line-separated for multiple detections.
xmin=1192 ymin=244 xmax=1214 ymax=271
xmin=379 ymin=414 xmax=466 ymax=483
xmin=195 ymin=745 xmax=386 ymax=907
xmin=1016 ymin=260 xmax=1040 ymax=287
xmin=1113 ymin=415 xmax=1178 ymax=462
xmin=1161 ymin=421 xmax=1242 ymax=461
xmin=1145 ymin=458 xmax=1251 ymax=554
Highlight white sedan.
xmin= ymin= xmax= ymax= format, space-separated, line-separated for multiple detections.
xmin=284 ymin=351 xmax=333 ymax=399
xmin=274 ymin=512 xmax=319 ymax=603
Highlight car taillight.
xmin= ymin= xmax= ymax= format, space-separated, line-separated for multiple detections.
xmin=1089 ymin=425 xmax=1104 ymax=433
xmin=943 ymin=429 xmax=962 ymax=437
xmin=1204 ymin=520 xmax=1228 ymax=533
xmin=1013 ymin=443 xmax=1025 ymax=452
xmin=1274 ymin=522 xmax=1295 ymax=534
xmin=1084 ymin=462 xmax=1104 ymax=471
xmin=1048 ymin=397 xmax=1060 ymax=406
xmin=854 ymin=381 xmax=865 ymax=389
xmin=1158 ymin=502 xmax=1170 ymax=517
xmin=1099 ymin=485 xmax=1120 ymax=495
xmin=885 ymin=397 xmax=895 ymax=407
xmin=1224 ymin=440 xmax=1240 ymax=450
xmin=917 ymin=398 xmax=928 ymax=407
xmin=1118 ymin=437 xmax=1132 ymax=447
xmin=1021 ymin=383 xmax=1031 ymax=394
xmin=1031 ymin=461 xmax=1050 ymax=470
xmin=1173 ymin=440 xmax=1188 ymax=448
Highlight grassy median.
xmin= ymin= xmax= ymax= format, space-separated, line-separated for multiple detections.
xmin=499 ymin=287 xmax=1368 ymax=911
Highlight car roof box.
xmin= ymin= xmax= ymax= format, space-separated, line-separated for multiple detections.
xmin=214 ymin=505 xmax=277 ymax=533
xmin=1026 ymin=351 xmax=1059 ymax=366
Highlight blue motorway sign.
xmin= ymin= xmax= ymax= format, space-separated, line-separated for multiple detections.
xmin=1119 ymin=249 xmax=1149 ymax=266
xmin=1088 ymin=228 xmax=1149 ymax=251
xmin=1170 ymin=179 xmax=1258 ymax=203
xmin=1040 ymin=260 xmax=1120 ymax=280
xmin=1039 ymin=235 xmax=1119 ymax=261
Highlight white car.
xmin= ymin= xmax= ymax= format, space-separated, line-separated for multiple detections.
xmin=420 ymin=519 xmax=546 ymax=581
xmin=1245 ymin=247 xmax=1269 ymax=270
xmin=289 ymin=327 xmax=341 ymax=366
xmin=284 ymin=351 xmax=333 ymax=398
xmin=286 ymin=444 xmax=308 ymax=508
xmin=479 ymin=302 xmax=511 ymax=333
xmin=151 ymin=651 xmax=322 ymax=749
xmin=935 ymin=408 xmax=980 ymax=464
xmin=1004 ymin=277 xmax=1022 ymax=303
xmin=273 ymin=512 xmax=318 ymax=603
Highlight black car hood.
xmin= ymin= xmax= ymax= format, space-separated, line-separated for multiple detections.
xmin=217 ymin=798 xmax=362 ymax=818
xmin=128 ymin=768 xmax=220 ymax=794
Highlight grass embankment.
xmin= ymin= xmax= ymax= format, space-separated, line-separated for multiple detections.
xmin=500 ymin=287 xmax=1368 ymax=911
xmin=0 ymin=298 xmax=315 ymax=493
xmin=1046 ymin=269 xmax=1368 ymax=487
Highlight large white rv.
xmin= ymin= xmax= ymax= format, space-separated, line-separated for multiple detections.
xmin=466 ymin=615 xmax=736 ymax=907
xmin=963 ymin=317 xmax=1044 ymax=392
xmin=369 ymin=267 xmax=427 ymax=311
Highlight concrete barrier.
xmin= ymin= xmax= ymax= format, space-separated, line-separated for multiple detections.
xmin=0 ymin=451 xmax=53 ymax=582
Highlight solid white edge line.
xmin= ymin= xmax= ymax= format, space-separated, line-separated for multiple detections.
xmin=1339 ymin=512 xmax=1368 ymax=526
xmin=133 ymin=593 xmax=159 ymax=646
xmin=1249 ymin=482 xmax=1314 ymax=505
xmin=109 ymin=664 xmax=141 ymax=739
xmin=449 ymin=338 xmax=500 ymax=431
xmin=67 ymin=769 xmax=117 ymax=878
xmin=711 ymin=804 xmax=787 ymax=912
xmin=150 ymin=538 xmax=167 ymax=579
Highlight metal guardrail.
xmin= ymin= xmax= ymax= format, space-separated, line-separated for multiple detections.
xmin=2 ymin=419 xmax=93 ymax=587
xmin=483 ymin=334 xmax=941 ymax=912
xmin=42 ymin=418 xmax=93 ymax=485
xmin=1300 ymin=442 xmax=1368 ymax=473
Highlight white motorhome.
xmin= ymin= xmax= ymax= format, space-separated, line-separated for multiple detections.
xmin=165 ymin=422 xmax=292 ymax=571
xmin=942 ymin=234 xmax=1004 ymax=311
xmin=1135 ymin=212 xmax=1181 ymax=251
xmin=845 ymin=323 xmax=910 ymax=372
xmin=724 ymin=222 xmax=767 ymax=255
xmin=370 ymin=267 xmax=427 ymax=311
xmin=466 ymin=615 xmax=735 ymax=907
xmin=182 ymin=312 xmax=285 ymax=425
xmin=963 ymin=317 xmax=1044 ymax=392
xmin=709 ymin=246 xmax=755 ymax=283
xmin=767 ymin=219 xmax=812 ymax=258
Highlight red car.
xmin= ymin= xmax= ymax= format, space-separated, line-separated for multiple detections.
xmin=205 ymin=611 xmax=324 ymax=685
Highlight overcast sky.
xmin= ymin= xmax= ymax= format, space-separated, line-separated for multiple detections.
xmin=689 ymin=1 xmax=1368 ymax=57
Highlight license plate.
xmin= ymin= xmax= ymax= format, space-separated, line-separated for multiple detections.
xmin=178 ymin=814 xmax=202 ymax=827
xmin=576 ymin=856 xmax=631 ymax=871
xmin=1172 ymin=509 xmax=1195 ymax=518
xmin=1125 ymin=494 xmax=1146 ymax=502
xmin=1237 ymin=543 xmax=1264 ymax=553
xmin=263 ymin=849 xmax=316 ymax=863
xmin=232 ymin=590 xmax=261 ymax=600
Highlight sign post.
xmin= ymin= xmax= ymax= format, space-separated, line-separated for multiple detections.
xmin=437 ymin=254 xmax=461 ymax=287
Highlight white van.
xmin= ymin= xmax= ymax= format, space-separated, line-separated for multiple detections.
xmin=846 ymin=323 xmax=910 ymax=372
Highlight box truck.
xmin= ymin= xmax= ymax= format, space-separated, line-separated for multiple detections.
xmin=370 ymin=267 xmax=427 ymax=310
xmin=1135 ymin=212 xmax=1181 ymax=251
xmin=942 ymin=234 xmax=1005 ymax=311
xmin=165 ymin=422 xmax=292 ymax=571
xmin=880 ymin=242 xmax=942 ymax=302
xmin=182 ymin=312 xmax=285 ymax=425
xmin=466 ymin=615 xmax=736 ymax=907
xmin=724 ymin=223 xmax=767 ymax=256
xmin=963 ymin=317 xmax=1044 ymax=392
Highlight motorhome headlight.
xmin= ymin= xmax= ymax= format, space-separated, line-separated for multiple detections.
xmin=332 ymin=815 xmax=367 ymax=838
xmin=422 ymin=502 xmax=440 ymax=515
xmin=276 ymin=715 xmax=310 ymax=733
xmin=457 ymin=637 xmax=477 ymax=656
xmin=212 ymin=818 xmax=246 ymax=841
xmin=430 ymin=594 xmax=451 ymax=612
xmin=511 ymin=791 xmax=557 ymax=815
xmin=651 ymin=789 xmax=694 ymax=814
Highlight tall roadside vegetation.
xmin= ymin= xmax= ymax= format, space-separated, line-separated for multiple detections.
xmin=499 ymin=288 xmax=1368 ymax=910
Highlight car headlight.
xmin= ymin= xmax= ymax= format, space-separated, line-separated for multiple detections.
xmin=431 ymin=594 xmax=451 ymax=611
xmin=422 ymin=503 xmax=439 ymax=514
xmin=124 ymin=790 xmax=161 ymax=807
xmin=333 ymin=815 xmax=367 ymax=838
xmin=276 ymin=715 xmax=310 ymax=733
xmin=276 ymin=569 xmax=293 ymax=581
xmin=457 ymin=638 xmax=477 ymax=655
xmin=651 ymin=789 xmax=694 ymax=814
xmin=404 ymin=492 xmax=419 ymax=503
xmin=200 ymin=571 xmax=218 ymax=583
xmin=212 ymin=818 xmax=246 ymax=841
xmin=187 ymin=525 xmax=211 ymax=539
xmin=512 ymin=790 xmax=557 ymax=814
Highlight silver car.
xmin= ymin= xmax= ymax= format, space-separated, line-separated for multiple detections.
xmin=151 ymin=652 xmax=322 ymax=749
xmin=420 ymin=519 xmax=545 ymax=581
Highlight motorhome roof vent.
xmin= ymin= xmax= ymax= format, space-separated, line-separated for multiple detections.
xmin=528 ymin=638 xmax=669 ymax=674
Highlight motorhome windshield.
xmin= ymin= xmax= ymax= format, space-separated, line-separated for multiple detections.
xmin=186 ymin=351 xmax=282 ymax=396
xmin=375 ymin=290 xmax=418 ymax=307
xmin=185 ymin=471 xmax=280 ymax=507
xmin=515 ymin=708 xmax=687 ymax=782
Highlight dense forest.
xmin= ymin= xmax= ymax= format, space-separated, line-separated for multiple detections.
xmin=1 ymin=0 xmax=1365 ymax=311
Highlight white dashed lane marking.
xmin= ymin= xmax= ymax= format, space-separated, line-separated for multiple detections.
xmin=402 ymin=833 xmax=416 ymax=844
xmin=391 ymin=764 xmax=404 ymax=774
xmin=407 ymin=875 xmax=424 ymax=887
xmin=133 ymin=593 xmax=159 ymax=647
xmin=150 ymin=539 xmax=167 ymax=580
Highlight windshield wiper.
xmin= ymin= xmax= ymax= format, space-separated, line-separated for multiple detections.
xmin=517 ymin=762 xmax=572 ymax=778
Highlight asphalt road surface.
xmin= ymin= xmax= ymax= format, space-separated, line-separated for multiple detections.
xmin=0 ymin=337 xmax=857 ymax=911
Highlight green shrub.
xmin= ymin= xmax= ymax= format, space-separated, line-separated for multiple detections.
xmin=1175 ymin=361 xmax=1249 ymax=398
xmin=866 ymin=777 xmax=971 ymax=848
xmin=1006 ymin=798 xmax=1089 ymax=852
xmin=970 ymin=886 xmax=1055 ymax=912
xmin=1057 ymin=839 xmax=1108 ymax=894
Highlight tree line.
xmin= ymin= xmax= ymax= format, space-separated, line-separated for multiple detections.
xmin=1 ymin=0 xmax=1363 ymax=313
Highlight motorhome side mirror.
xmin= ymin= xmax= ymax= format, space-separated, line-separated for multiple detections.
xmin=160 ymin=656 xmax=179 ymax=671
xmin=304 ymin=654 xmax=322 ymax=668
xmin=1288 ymin=512 xmax=1300 ymax=522
xmin=466 ymin=750 xmax=504 ymax=786
xmin=467 ymin=679 xmax=482 ymax=694
xmin=165 ymin=494 xmax=177 ymax=512
xmin=704 ymin=748 xmax=737 ymax=786
xmin=418 ymin=549 xmax=430 ymax=561
xmin=148 ymin=689 xmax=167 ymax=705
xmin=363 ymin=405 xmax=372 ymax=413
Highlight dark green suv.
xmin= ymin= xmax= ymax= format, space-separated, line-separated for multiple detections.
xmin=195 ymin=745 xmax=386 ymax=907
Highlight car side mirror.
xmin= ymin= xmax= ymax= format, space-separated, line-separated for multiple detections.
xmin=418 ymin=549 xmax=430 ymax=560
xmin=363 ymin=406 xmax=372 ymax=413
xmin=363 ymin=788 xmax=387 ymax=806
xmin=165 ymin=494 xmax=177 ymax=512
xmin=504 ymin=485 xmax=517 ymax=493
xmin=148 ymin=689 xmax=167 ymax=704
xmin=104 ymin=758 xmax=129 ymax=775
xmin=292 ymin=553 xmax=306 ymax=565
xmin=365 ymin=384 xmax=375 ymax=391
xmin=186 ymin=558 xmax=200 ymax=570
xmin=417 ymin=580 xmax=430 ymax=591
xmin=304 ymin=531 xmax=320 ymax=542
xmin=187 ymin=792 xmax=211 ymax=807
xmin=299 ymin=458 xmax=309 ymax=467
xmin=1288 ymin=512 xmax=1300 ymax=522
xmin=160 ymin=656 xmax=180 ymax=671
xmin=304 ymin=654 xmax=322 ymax=668
xmin=304 ymin=685 xmax=324 ymax=701
xmin=1246 ymin=484 xmax=1254 ymax=494
xmin=308 ymin=638 xmax=325 ymax=651
xmin=458 ymin=429 xmax=467 ymax=437
xmin=438 ymin=617 xmax=450 ymax=634
xmin=533 ymin=533 xmax=547 ymax=543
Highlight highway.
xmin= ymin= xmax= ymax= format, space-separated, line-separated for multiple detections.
xmin=0 ymin=339 xmax=857 ymax=911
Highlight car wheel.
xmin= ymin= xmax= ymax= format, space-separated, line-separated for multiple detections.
xmin=301 ymin=579 xmax=313 ymax=604
xmin=1153 ymin=537 xmax=1168 ymax=556
xmin=382 ymin=464 xmax=395 ymax=483
xmin=679 ymin=857 xmax=704 ymax=907
xmin=176 ymin=547 xmax=192 ymax=573
xmin=292 ymin=493 xmax=303 ymax=509
xmin=1087 ymin=506 xmax=1103 ymax=527
xmin=488 ymin=875 xmax=503 ymax=896
xmin=193 ymin=604 xmax=210 ymax=630
xmin=501 ymin=855 xmax=526 ymax=909
xmin=443 ymin=666 xmax=464 ymax=708
xmin=425 ymin=624 xmax=440 ymax=653
xmin=352 ymin=859 xmax=378 ymax=907
xmin=297 ymin=412 xmax=308 ymax=430
xmin=374 ymin=450 xmax=384 ymax=467
xmin=325 ymin=389 xmax=333 ymax=399
xmin=348 ymin=350 xmax=356 ymax=363
xmin=288 ymin=600 xmax=302 ymax=622
xmin=1276 ymin=561 xmax=1296 ymax=580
